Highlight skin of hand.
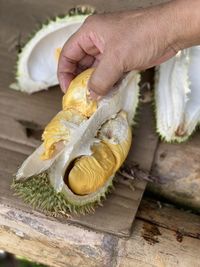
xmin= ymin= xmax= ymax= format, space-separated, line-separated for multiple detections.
xmin=57 ymin=0 xmax=200 ymax=99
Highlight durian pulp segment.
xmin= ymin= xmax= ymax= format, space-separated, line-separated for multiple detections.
xmin=156 ymin=46 xmax=200 ymax=142
xmin=68 ymin=142 xmax=116 ymax=195
xmin=98 ymin=111 xmax=132 ymax=171
xmin=11 ymin=15 xmax=89 ymax=93
xmin=41 ymin=109 xmax=87 ymax=160
xmin=62 ymin=68 xmax=97 ymax=117
xmin=68 ymin=111 xmax=132 ymax=195
xmin=41 ymin=68 xmax=97 ymax=161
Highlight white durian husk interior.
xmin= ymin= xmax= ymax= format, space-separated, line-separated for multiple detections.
xmin=156 ymin=46 xmax=200 ymax=142
xmin=10 ymin=15 xmax=88 ymax=93
xmin=16 ymin=71 xmax=140 ymax=201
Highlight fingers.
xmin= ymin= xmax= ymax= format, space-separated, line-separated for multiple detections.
xmin=57 ymin=29 xmax=101 ymax=92
xmin=57 ymin=32 xmax=87 ymax=92
xmin=76 ymin=55 xmax=95 ymax=75
xmin=88 ymin=52 xmax=123 ymax=98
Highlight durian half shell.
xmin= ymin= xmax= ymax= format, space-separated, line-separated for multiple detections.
xmin=10 ymin=6 xmax=94 ymax=93
xmin=13 ymin=69 xmax=140 ymax=215
xmin=155 ymin=46 xmax=200 ymax=142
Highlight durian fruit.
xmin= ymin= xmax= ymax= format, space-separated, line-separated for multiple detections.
xmin=10 ymin=6 xmax=95 ymax=93
xmin=156 ymin=46 xmax=200 ymax=142
xmin=12 ymin=68 xmax=140 ymax=215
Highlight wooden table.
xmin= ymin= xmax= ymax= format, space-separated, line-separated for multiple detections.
xmin=0 ymin=1 xmax=200 ymax=266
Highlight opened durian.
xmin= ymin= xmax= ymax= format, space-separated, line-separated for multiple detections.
xmin=13 ymin=68 xmax=140 ymax=215
xmin=10 ymin=6 xmax=94 ymax=93
xmin=156 ymin=46 xmax=200 ymax=142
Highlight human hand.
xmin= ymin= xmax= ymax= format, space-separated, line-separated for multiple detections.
xmin=57 ymin=0 xmax=200 ymax=98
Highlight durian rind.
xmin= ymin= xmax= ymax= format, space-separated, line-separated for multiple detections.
xmin=14 ymin=71 xmax=140 ymax=214
xmin=155 ymin=46 xmax=200 ymax=143
xmin=10 ymin=6 xmax=95 ymax=93
xmin=12 ymin=171 xmax=113 ymax=216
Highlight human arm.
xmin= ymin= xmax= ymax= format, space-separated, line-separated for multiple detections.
xmin=57 ymin=0 xmax=200 ymax=98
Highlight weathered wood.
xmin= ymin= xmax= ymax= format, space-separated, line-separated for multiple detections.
xmin=69 ymin=177 xmax=146 ymax=236
xmin=0 ymin=203 xmax=118 ymax=267
xmin=149 ymin=132 xmax=200 ymax=211
xmin=127 ymin=102 xmax=158 ymax=172
xmin=1 ymin=197 xmax=200 ymax=267
xmin=137 ymin=198 xmax=200 ymax=239
xmin=115 ymin=198 xmax=200 ymax=267
xmin=116 ymin=219 xmax=200 ymax=267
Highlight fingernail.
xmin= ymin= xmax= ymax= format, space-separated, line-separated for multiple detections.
xmin=89 ymin=89 xmax=101 ymax=100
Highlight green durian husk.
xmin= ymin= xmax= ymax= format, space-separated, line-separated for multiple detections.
xmin=11 ymin=172 xmax=114 ymax=216
xmin=11 ymin=5 xmax=96 ymax=90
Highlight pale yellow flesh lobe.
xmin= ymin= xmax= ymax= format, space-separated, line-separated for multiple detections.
xmin=41 ymin=109 xmax=86 ymax=160
xmin=103 ymin=127 xmax=132 ymax=172
xmin=62 ymin=68 xmax=97 ymax=117
xmin=68 ymin=142 xmax=116 ymax=195
xmin=41 ymin=68 xmax=96 ymax=160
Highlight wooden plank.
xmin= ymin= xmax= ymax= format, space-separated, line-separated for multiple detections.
xmin=0 ymin=197 xmax=200 ymax=267
xmin=0 ymin=203 xmax=117 ymax=267
xmin=69 ymin=177 xmax=146 ymax=237
xmin=137 ymin=198 xmax=200 ymax=239
xmin=127 ymin=104 xmax=158 ymax=172
xmin=0 ymin=113 xmax=40 ymax=149
xmin=149 ymin=132 xmax=200 ymax=210
xmin=116 ymin=219 xmax=200 ymax=267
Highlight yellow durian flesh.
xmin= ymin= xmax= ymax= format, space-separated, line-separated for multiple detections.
xmin=68 ymin=142 xmax=116 ymax=195
xmin=68 ymin=111 xmax=132 ymax=195
xmin=62 ymin=68 xmax=97 ymax=117
xmin=99 ymin=111 xmax=132 ymax=171
xmin=103 ymin=131 xmax=132 ymax=172
xmin=41 ymin=109 xmax=86 ymax=160
xmin=41 ymin=68 xmax=96 ymax=160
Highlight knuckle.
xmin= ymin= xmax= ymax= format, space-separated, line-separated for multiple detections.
xmin=89 ymin=77 xmax=107 ymax=96
xmin=83 ymin=13 xmax=102 ymax=27
xmin=84 ymin=14 xmax=95 ymax=25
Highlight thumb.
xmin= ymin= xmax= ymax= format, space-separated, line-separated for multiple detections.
xmin=88 ymin=52 xmax=123 ymax=98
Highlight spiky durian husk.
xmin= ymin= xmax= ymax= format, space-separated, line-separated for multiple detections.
xmin=155 ymin=47 xmax=200 ymax=143
xmin=11 ymin=172 xmax=114 ymax=216
xmin=10 ymin=5 xmax=95 ymax=93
